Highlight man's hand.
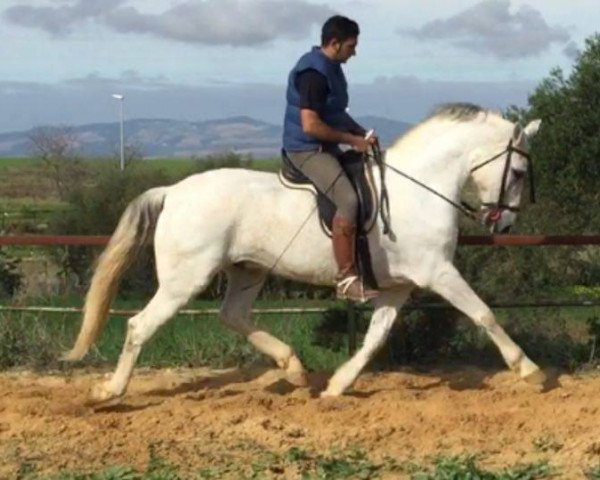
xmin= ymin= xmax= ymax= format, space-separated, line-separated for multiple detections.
xmin=364 ymin=129 xmax=380 ymax=148
xmin=349 ymin=130 xmax=379 ymax=153
xmin=347 ymin=132 xmax=378 ymax=153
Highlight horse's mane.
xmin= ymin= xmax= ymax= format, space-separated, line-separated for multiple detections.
xmin=389 ymin=102 xmax=503 ymax=149
xmin=426 ymin=102 xmax=489 ymax=122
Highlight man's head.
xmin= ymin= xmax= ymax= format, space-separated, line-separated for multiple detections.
xmin=321 ymin=15 xmax=359 ymax=63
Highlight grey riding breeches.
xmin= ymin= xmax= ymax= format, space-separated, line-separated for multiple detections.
xmin=286 ymin=150 xmax=358 ymax=221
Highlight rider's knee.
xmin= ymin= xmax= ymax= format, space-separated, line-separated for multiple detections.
xmin=339 ymin=190 xmax=358 ymax=220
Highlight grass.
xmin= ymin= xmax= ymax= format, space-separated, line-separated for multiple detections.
xmin=0 ymin=298 xmax=352 ymax=372
xmin=0 ymin=155 xmax=280 ymax=234
xmin=0 ymin=156 xmax=279 ymax=178
xmin=0 ymin=157 xmax=39 ymax=170
xmin=587 ymin=462 xmax=600 ymax=479
xmin=13 ymin=447 xmax=560 ymax=480
xmin=409 ymin=455 xmax=554 ymax=479
xmin=1 ymin=293 xmax=599 ymax=372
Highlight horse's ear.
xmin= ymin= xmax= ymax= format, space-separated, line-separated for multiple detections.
xmin=524 ymin=119 xmax=542 ymax=138
xmin=512 ymin=123 xmax=523 ymax=143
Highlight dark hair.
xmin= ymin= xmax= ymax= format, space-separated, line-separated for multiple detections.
xmin=321 ymin=15 xmax=359 ymax=46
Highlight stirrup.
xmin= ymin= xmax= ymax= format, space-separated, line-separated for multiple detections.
xmin=336 ymin=275 xmax=378 ymax=303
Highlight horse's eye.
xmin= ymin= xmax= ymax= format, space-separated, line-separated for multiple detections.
xmin=512 ymin=169 xmax=526 ymax=180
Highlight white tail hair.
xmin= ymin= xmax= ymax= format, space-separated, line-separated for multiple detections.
xmin=62 ymin=187 xmax=167 ymax=361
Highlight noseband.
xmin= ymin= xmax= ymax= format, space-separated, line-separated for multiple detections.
xmin=470 ymin=139 xmax=536 ymax=213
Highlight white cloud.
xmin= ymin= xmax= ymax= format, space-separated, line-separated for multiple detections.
xmin=3 ymin=0 xmax=334 ymax=46
xmin=3 ymin=0 xmax=126 ymax=36
xmin=105 ymin=0 xmax=334 ymax=46
xmin=403 ymin=0 xmax=571 ymax=59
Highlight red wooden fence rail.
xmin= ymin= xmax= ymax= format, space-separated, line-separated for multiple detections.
xmin=1 ymin=235 xmax=600 ymax=246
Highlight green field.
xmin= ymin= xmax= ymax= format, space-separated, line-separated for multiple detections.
xmin=0 ymin=155 xmax=280 ymax=234
xmin=0 ymin=297 xmax=350 ymax=372
xmin=0 ymin=157 xmax=41 ymax=170
xmin=0 ymin=156 xmax=279 ymax=176
xmin=1 ymin=293 xmax=598 ymax=374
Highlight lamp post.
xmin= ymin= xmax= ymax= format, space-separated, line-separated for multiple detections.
xmin=111 ymin=94 xmax=125 ymax=171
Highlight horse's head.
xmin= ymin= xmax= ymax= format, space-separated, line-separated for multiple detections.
xmin=469 ymin=118 xmax=541 ymax=233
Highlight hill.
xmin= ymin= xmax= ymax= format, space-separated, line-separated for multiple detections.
xmin=0 ymin=116 xmax=412 ymax=158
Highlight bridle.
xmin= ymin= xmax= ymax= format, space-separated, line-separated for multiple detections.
xmin=373 ymin=137 xmax=535 ymax=224
xmin=470 ymin=138 xmax=536 ymax=215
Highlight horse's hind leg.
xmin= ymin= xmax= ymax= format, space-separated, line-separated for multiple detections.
xmin=219 ymin=265 xmax=307 ymax=386
xmin=430 ymin=263 xmax=545 ymax=384
xmin=90 ymin=287 xmax=192 ymax=402
xmin=91 ymin=259 xmax=219 ymax=402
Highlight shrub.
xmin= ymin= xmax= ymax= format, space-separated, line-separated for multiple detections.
xmin=0 ymin=250 xmax=21 ymax=298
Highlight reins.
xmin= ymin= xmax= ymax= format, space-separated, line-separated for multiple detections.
xmin=243 ymin=137 xmax=533 ymax=292
xmin=372 ymin=139 xmax=534 ymax=223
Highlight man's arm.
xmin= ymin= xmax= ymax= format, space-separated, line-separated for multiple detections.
xmin=296 ymin=69 xmax=372 ymax=152
xmin=301 ymin=109 xmax=374 ymax=152
xmin=300 ymin=109 xmax=357 ymax=145
xmin=343 ymin=113 xmax=366 ymax=137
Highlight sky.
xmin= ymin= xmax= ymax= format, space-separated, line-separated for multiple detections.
xmin=0 ymin=0 xmax=598 ymax=133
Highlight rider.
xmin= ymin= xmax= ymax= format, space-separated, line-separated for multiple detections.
xmin=282 ymin=15 xmax=378 ymax=303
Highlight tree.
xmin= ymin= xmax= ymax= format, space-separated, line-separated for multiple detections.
xmin=27 ymin=126 xmax=87 ymax=200
xmin=454 ymin=35 xmax=600 ymax=301
xmin=520 ymin=34 xmax=600 ymax=231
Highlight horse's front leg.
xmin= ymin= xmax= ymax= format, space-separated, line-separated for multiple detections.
xmin=321 ymin=288 xmax=412 ymax=397
xmin=430 ymin=263 xmax=545 ymax=384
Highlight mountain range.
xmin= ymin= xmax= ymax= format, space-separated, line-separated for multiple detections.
xmin=0 ymin=116 xmax=412 ymax=158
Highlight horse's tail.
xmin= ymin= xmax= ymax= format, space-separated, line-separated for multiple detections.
xmin=62 ymin=187 xmax=168 ymax=361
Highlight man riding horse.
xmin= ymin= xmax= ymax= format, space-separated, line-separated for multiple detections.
xmin=282 ymin=15 xmax=378 ymax=303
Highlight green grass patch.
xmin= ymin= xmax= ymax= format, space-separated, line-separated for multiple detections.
xmin=0 ymin=299 xmax=350 ymax=372
xmin=587 ymin=461 xmax=600 ymax=479
xmin=0 ymin=157 xmax=39 ymax=170
xmin=409 ymin=455 xmax=554 ymax=479
xmin=0 ymin=156 xmax=279 ymax=181
xmin=15 ymin=448 xmax=560 ymax=480
xmin=1 ymin=295 xmax=599 ymax=373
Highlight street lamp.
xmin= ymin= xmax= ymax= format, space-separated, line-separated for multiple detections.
xmin=111 ymin=93 xmax=125 ymax=171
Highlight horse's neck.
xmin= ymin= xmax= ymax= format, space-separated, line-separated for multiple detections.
xmin=384 ymin=126 xmax=475 ymax=205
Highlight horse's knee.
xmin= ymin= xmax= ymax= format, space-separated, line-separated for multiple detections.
xmin=478 ymin=312 xmax=499 ymax=333
xmin=126 ymin=314 xmax=151 ymax=347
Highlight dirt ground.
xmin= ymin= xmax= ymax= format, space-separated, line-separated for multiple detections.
xmin=0 ymin=365 xmax=599 ymax=479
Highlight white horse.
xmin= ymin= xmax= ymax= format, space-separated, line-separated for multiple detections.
xmin=64 ymin=104 xmax=544 ymax=401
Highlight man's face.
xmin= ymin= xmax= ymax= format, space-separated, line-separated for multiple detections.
xmin=333 ymin=37 xmax=358 ymax=63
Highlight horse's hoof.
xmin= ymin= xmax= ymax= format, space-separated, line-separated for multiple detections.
xmin=319 ymin=389 xmax=341 ymax=398
xmin=518 ymin=356 xmax=546 ymax=385
xmin=89 ymin=383 xmax=122 ymax=404
xmin=286 ymin=370 xmax=308 ymax=387
xmin=522 ymin=368 xmax=546 ymax=385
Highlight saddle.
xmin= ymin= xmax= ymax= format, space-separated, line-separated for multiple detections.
xmin=278 ymin=149 xmax=381 ymax=289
